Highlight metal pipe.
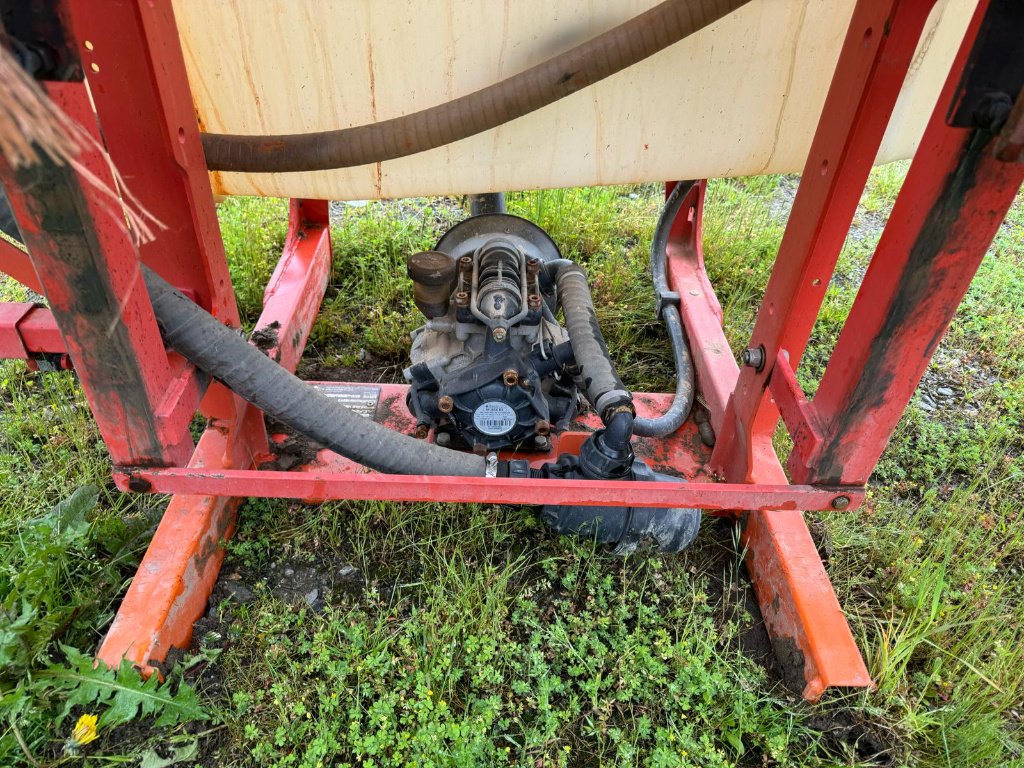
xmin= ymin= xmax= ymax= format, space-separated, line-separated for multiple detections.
xmin=468 ymin=193 xmax=507 ymax=216
xmin=142 ymin=266 xmax=487 ymax=477
xmin=633 ymin=180 xmax=697 ymax=437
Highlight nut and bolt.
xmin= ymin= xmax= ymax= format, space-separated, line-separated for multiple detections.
xmin=435 ymin=432 xmax=451 ymax=447
xmin=413 ymin=423 xmax=429 ymax=439
xmin=831 ymin=495 xmax=851 ymax=510
xmin=459 ymin=255 xmax=473 ymax=273
xmin=455 ymin=290 xmax=470 ymax=307
xmin=973 ymin=91 xmax=1013 ymax=132
xmin=534 ymin=420 xmax=551 ymax=436
xmin=502 ymin=368 xmax=519 ymax=387
xmin=534 ymin=435 xmax=551 ymax=450
xmin=492 ymin=327 xmax=508 ymax=342
xmin=741 ymin=345 xmax=766 ymax=372
xmin=526 ymin=258 xmax=541 ymax=275
xmin=438 ymin=395 xmax=454 ymax=413
xmin=527 ymin=294 xmax=542 ymax=310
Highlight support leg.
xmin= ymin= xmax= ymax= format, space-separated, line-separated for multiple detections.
xmin=98 ymin=201 xmax=332 ymax=669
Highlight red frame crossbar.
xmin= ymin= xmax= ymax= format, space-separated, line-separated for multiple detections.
xmin=1 ymin=0 xmax=1021 ymax=700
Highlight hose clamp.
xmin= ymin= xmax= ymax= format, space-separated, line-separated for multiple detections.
xmin=655 ymin=289 xmax=680 ymax=319
xmin=595 ymin=389 xmax=633 ymax=418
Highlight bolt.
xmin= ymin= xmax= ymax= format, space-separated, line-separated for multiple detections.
xmin=974 ymin=91 xmax=1013 ymax=132
xmin=435 ymin=431 xmax=451 ymax=447
xmin=831 ymin=495 xmax=851 ymax=510
xmin=413 ymin=423 xmax=429 ymax=439
xmin=535 ymin=420 xmax=551 ymax=436
xmin=438 ymin=395 xmax=454 ymax=413
xmin=455 ymin=290 xmax=469 ymax=307
xmin=492 ymin=327 xmax=508 ymax=342
xmin=741 ymin=346 xmax=766 ymax=371
xmin=527 ymin=294 xmax=542 ymax=309
xmin=534 ymin=435 xmax=550 ymax=449
xmin=502 ymin=369 xmax=519 ymax=387
xmin=526 ymin=258 xmax=541 ymax=275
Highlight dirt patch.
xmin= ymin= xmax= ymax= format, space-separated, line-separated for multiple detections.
xmin=296 ymin=359 xmax=402 ymax=384
xmin=259 ymin=425 xmax=322 ymax=471
xmin=250 ymin=320 xmax=280 ymax=354
xmin=806 ymin=708 xmax=894 ymax=765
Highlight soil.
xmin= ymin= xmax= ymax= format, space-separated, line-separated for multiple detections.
xmin=697 ymin=517 xmax=895 ymax=765
xmin=295 ymin=359 xmax=403 ymax=384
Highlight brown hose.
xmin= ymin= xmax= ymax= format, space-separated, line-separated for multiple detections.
xmin=201 ymin=0 xmax=750 ymax=173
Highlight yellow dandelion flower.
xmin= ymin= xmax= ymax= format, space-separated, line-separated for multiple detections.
xmin=72 ymin=714 xmax=99 ymax=745
xmin=63 ymin=713 xmax=99 ymax=755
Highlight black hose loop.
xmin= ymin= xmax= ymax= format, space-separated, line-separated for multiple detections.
xmin=142 ymin=266 xmax=486 ymax=477
xmin=633 ymin=181 xmax=697 ymax=438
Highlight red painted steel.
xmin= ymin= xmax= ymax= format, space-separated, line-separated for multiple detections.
xmin=0 ymin=83 xmax=193 ymax=466
xmin=98 ymin=199 xmax=331 ymax=670
xmin=10 ymin=0 xmax=1010 ymax=703
xmin=663 ymin=180 xmax=737 ymax=436
xmin=11 ymin=307 xmax=64 ymax=354
xmin=659 ymin=0 xmax=944 ymax=696
xmin=115 ymin=465 xmax=862 ymax=512
xmin=259 ymin=199 xmax=332 ymax=371
xmin=98 ymin=423 xmax=252 ymax=671
xmin=64 ymin=0 xmax=239 ymax=324
xmin=711 ymin=0 xmax=939 ymax=484
xmin=0 ymin=237 xmax=42 ymax=293
xmin=115 ymin=381 xmax=858 ymax=510
xmin=769 ymin=350 xmax=822 ymax=465
xmin=0 ymin=303 xmax=33 ymax=359
xmin=0 ymin=303 xmax=68 ymax=372
xmin=792 ymin=6 xmax=1024 ymax=486
xmin=663 ymin=179 xmax=872 ymax=697
xmin=663 ymin=180 xmax=872 ymax=696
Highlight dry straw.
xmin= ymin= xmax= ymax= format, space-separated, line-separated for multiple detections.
xmin=0 ymin=45 xmax=164 ymax=244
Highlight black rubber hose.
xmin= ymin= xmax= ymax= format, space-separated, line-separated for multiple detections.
xmin=632 ymin=181 xmax=696 ymax=438
xmin=554 ymin=263 xmax=633 ymax=422
xmin=142 ymin=266 xmax=486 ymax=477
xmin=201 ymin=0 xmax=752 ymax=173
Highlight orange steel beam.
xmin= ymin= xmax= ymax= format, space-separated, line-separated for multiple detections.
xmin=98 ymin=201 xmax=331 ymax=670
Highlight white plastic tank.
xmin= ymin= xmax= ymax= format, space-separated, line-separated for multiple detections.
xmin=173 ymin=0 xmax=977 ymax=199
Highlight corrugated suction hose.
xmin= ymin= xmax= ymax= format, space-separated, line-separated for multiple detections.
xmin=142 ymin=266 xmax=486 ymax=477
xmin=201 ymin=0 xmax=752 ymax=173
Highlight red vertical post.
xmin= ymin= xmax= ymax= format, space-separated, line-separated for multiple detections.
xmin=63 ymin=0 xmax=239 ymax=323
xmin=99 ymin=200 xmax=332 ymax=671
xmin=0 ymin=83 xmax=193 ymax=466
xmin=711 ymin=0 xmax=939 ymax=483
xmin=791 ymin=8 xmax=1024 ymax=485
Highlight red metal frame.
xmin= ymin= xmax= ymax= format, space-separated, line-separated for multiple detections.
xmin=1 ymin=0 xmax=1020 ymax=699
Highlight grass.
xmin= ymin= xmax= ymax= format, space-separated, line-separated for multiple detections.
xmin=1 ymin=168 xmax=1022 ymax=766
